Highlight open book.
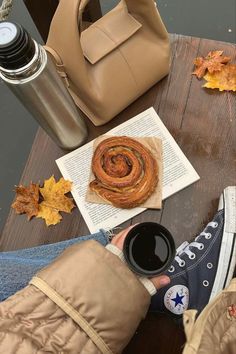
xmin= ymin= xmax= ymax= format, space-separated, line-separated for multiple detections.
xmin=56 ymin=107 xmax=200 ymax=233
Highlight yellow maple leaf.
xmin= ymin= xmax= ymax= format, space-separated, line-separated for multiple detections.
xmin=37 ymin=176 xmax=75 ymax=226
xmin=37 ymin=202 xmax=62 ymax=226
xmin=203 ymin=64 xmax=236 ymax=91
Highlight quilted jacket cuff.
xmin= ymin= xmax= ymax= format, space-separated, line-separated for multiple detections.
xmin=106 ymin=244 xmax=156 ymax=296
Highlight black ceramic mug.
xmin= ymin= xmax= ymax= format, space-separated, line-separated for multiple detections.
xmin=123 ymin=222 xmax=176 ymax=277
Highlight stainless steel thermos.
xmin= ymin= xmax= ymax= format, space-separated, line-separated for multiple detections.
xmin=0 ymin=21 xmax=88 ymax=150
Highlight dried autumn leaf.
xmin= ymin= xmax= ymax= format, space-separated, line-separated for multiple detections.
xmin=37 ymin=176 xmax=75 ymax=226
xmin=11 ymin=182 xmax=39 ymax=220
xmin=37 ymin=202 xmax=62 ymax=226
xmin=203 ymin=64 xmax=236 ymax=91
xmin=193 ymin=51 xmax=231 ymax=79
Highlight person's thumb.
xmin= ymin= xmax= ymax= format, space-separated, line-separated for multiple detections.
xmin=150 ymin=275 xmax=170 ymax=290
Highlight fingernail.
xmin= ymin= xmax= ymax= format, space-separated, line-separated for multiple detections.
xmin=160 ymin=276 xmax=170 ymax=286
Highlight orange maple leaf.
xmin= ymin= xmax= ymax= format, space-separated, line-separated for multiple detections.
xmin=193 ymin=51 xmax=231 ymax=79
xmin=203 ymin=64 xmax=236 ymax=91
xmin=11 ymin=182 xmax=39 ymax=220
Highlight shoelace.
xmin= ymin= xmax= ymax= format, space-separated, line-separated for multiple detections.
xmin=169 ymin=221 xmax=218 ymax=271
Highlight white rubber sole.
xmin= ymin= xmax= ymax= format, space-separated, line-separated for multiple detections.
xmin=209 ymin=186 xmax=236 ymax=301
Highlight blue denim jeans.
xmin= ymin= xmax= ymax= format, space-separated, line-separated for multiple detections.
xmin=0 ymin=230 xmax=109 ymax=302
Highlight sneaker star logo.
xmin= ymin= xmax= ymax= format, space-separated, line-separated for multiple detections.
xmin=171 ymin=292 xmax=185 ymax=307
xmin=164 ymin=285 xmax=189 ymax=315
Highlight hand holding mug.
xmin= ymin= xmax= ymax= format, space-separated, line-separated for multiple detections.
xmin=112 ymin=224 xmax=172 ymax=290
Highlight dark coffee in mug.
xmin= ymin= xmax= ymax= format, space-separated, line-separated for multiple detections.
xmin=123 ymin=222 xmax=175 ymax=277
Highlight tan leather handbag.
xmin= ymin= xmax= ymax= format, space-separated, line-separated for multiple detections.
xmin=46 ymin=0 xmax=170 ymax=126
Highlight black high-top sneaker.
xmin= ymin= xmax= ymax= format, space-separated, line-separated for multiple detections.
xmin=150 ymin=186 xmax=236 ymax=316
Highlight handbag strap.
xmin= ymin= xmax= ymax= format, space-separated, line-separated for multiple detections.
xmin=44 ymin=45 xmax=91 ymax=114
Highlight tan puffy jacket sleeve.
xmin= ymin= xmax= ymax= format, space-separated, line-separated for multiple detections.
xmin=0 ymin=240 xmax=150 ymax=353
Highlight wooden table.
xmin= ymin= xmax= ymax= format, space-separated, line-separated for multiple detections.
xmin=1 ymin=34 xmax=235 ymax=354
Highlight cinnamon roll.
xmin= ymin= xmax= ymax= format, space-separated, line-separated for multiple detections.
xmin=89 ymin=136 xmax=158 ymax=208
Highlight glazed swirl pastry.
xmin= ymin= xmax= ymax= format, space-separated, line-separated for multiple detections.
xmin=89 ymin=136 xmax=158 ymax=208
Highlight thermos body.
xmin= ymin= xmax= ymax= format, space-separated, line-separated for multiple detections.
xmin=3 ymin=46 xmax=88 ymax=150
xmin=0 ymin=21 xmax=88 ymax=150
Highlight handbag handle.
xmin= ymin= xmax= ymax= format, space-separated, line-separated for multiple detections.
xmin=77 ymin=0 xmax=90 ymax=33
xmin=46 ymin=0 xmax=165 ymax=95
xmin=46 ymin=0 xmax=90 ymax=89
xmin=47 ymin=0 xmax=159 ymax=41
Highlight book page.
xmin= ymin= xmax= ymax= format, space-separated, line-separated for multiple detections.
xmin=56 ymin=107 xmax=200 ymax=233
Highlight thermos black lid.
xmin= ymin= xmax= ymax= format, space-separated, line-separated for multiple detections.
xmin=0 ymin=21 xmax=35 ymax=69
